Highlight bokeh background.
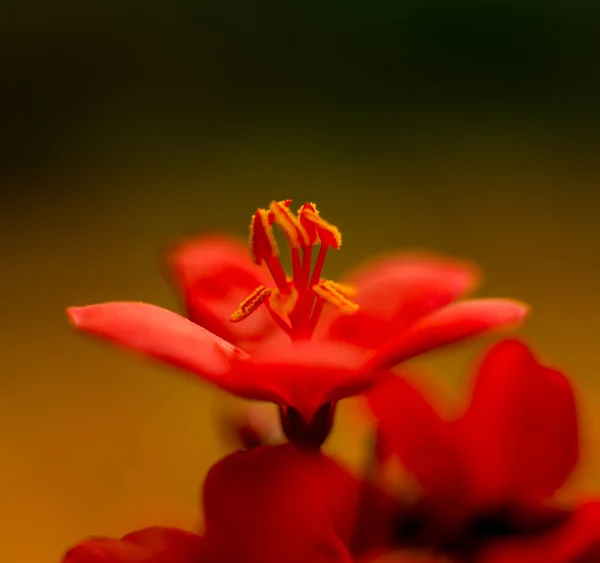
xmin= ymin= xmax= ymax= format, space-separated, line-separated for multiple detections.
xmin=2 ymin=2 xmax=600 ymax=560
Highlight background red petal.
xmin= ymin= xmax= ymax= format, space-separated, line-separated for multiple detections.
xmin=202 ymin=444 xmax=353 ymax=563
xmin=167 ymin=235 xmax=274 ymax=351
xmin=461 ymin=339 xmax=579 ymax=509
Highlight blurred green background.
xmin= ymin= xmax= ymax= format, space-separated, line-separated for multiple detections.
xmin=2 ymin=2 xmax=600 ymax=560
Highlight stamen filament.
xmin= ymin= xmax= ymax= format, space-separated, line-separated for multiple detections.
xmin=308 ymin=296 xmax=325 ymax=332
xmin=300 ymin=246 xmax=312 ymax=291
xmin=265 ymin=256 xmax=291 ymax=294
xmin=291 ymin=248 xmax=303 ymax=290
xmin=265 ymin=301 xmax=293 ymax=336
xmin=309 ymin=244 xmax=329 ymax=289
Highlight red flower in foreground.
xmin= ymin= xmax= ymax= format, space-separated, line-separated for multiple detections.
xmin=67 ymin=200 xmax=527 ymax=447
xmin=367 ymin=339 xmax=599 ymax=562
xmin=62 ymin=443 xmax=390 ymax=563
xmin=63 ymin=527 xmax=206 ymax=563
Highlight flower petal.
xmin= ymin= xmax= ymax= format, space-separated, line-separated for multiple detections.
xmin=461 ymin=339 xmax=578 ymax=508
xmin=366 ymin=372 xmax=465 ymax=502
xmin=62 ymin=527 xmax=205 ymax=563
xmin=67 ymin=302 xmax=249 ymax=393
xmin=122 ymin=527 xmax=206 ymax=562
xmin=232 ymin=337 xmax=379 ymax=419
xmin=369 ymin=298 xmax=530 ymax=370
xmin=62 ymin=539 xmax=147 ymax=563
xmin=202 ymin=444 xmax=353 ymax=563
xmin=320 ymin=253 xmax=480 ymax=348
xmin=167 ymin=235 xmax=274 ymax=350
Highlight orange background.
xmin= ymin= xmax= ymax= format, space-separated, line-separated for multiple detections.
xmin=2 ymin=4 xmax=600 ymax=560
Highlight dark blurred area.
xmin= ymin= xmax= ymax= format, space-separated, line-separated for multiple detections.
xmin=2 ymin=3 xmax=600 ymax=561
xmin=2 ymin=1 xmax=600 ymax=177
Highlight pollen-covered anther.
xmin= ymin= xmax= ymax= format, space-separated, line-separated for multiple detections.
xmin=230 ymin=286 xmax=273 ymax=322
xmin=323 ymin=280 xmax=358 ymax=298
xmin=298 ymin=204 xmax=342 ymax=249
xmin=249 ymin=208 xmax=279 ymax=265
xmin=313 ymin=280 xmax=359 ymax=315
xmin=269 ymin=200 xmax=310 ymax=248
xmin=270 ymin=286 xmax=299 ymax=317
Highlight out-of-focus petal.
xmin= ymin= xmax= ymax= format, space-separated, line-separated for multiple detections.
xmin=167 ymin=235 xmax=274 ymax=350
xmin=369 ymin=299 xmax=529 ymax=370
xmin=478 ymin=501 xmax=600 ymax=563
xmin=67 ymin=302 xmax=248 ymax=392
xmin=366 ymin=372 xmax=464 ymax=503
xmin=354 ymin=552 xmax=445 ymax=563
xmin=122 ymin=527 xmax=206 ymax=562
xmin=233 ymin=338 xmax=379 ymax=419
xmin=461 ymin=340 xmax=578 ymax=509
xmin=63 ymin=539 xmax=147 ymax=563
xmin=202 ymin=444 xmax=353 ymax=563
xmin=62 ymin=527 xmax=205 ymax=563
xmin=321 ymin=253 xmax=480 ymax=347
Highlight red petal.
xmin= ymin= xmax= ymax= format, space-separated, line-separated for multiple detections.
xmin=202 ymin=444 xmax=353 ymax=563
xmin=232 ymin=338 xmax=378 ymax=418
xmin=62 ymin=527 xmax=205 ymax=563
xmin=366 ymin=372 xmax=465 ymax=502
xmin=67 ymin=302 xmax=249 ymax=393
xmin=167 ymin=235 xmax=274 ymax=350
xmin=319 ymin=253 xmax=479 ymax=348
xmin=355 ymin=555 xmax=441 ymax=563
xmin=478 ymin=501 xmax=600 ymax=563
xmin=461 ymin=339 xmax=578 ymax=508
xmin=63 ymin=540 xmax=147 ymax=563
xmin=370 ymin=298 xmax=530 ymax=370
xmin=122 ymin=527 xmax=206 ymax=562
xmin=346 ymin=253 xmax=479 ymax=323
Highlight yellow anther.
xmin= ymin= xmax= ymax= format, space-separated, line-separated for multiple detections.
xmin=269 ymin=200 xmax=310 ymax=248
xmin=313 ymin=280 xmax=359 ymax=315
xmin=324 ymin=280 xmax=358 ymax=298
xmin=299 ymin=208 xmax=342 ymax=249
xmin=249 ymin=208 xmax=279 ymax=265
xmin=270 ymin=285 xmax=299 ymax=318
xmin=231 ymin=286 xmax=272 ymax=322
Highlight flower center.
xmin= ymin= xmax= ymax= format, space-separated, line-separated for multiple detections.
xmin=230 ymin=200 xmax=359 ymax=339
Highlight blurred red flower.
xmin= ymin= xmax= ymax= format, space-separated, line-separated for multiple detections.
xmin=367 ymin=339 xmax=600 ymax=562
xmin=61 ymin=443 xmax=397 ymax=563
xmin=67 ymin=200 xmax=527 ymax=447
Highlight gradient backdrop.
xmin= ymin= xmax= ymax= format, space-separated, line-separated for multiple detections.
xmin=2 ymin=2 xmax=600 ymax=561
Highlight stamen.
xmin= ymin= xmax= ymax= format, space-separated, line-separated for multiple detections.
xmin=264 ymin=256 xmax=291 ymax=295
xmin=299 ymin=245 xmax=312 ymax=291
xmin=249 ymin=209 xmax=279 ymax=265
xmin=231 ymin=286 xmax=272 ymax=322
xmin=297 ymin=202 xmax=319 ymax=245
xmin=270 ymin=200 xmax=310 ymax=249
xmin=270 ymin=286 xmax=299 ymax=318
xmin=291 ymin=248 xmax=303 ymax=289
xmin=298 ymin=205 xmax=342 ymax=249
xmin=265 ymin=300 xmax=293 ymax=336
xmin=313 ymin=280 xmax=359 ymax=315
xmin=309 ymin=244 xmax=329 ymax=289
xmin=308 ymin=296 xmax=325 ymax=332
xmin=323 ymin=280 xmax=357 ymax=298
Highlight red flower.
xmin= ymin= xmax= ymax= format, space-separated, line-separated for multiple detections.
xmin=366 ymin=339 xmax=599 ymax=561
xmin=67 ymin=200 xmax=527 ymax=447
xmin=62 ymin=526 xmax=206 ymax=563
xmin=61 ymin=444 xmax=377 ymax=563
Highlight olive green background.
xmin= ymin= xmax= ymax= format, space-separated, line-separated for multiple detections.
xmin=1 ymin=2 xmax=600 ymax=561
